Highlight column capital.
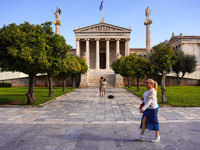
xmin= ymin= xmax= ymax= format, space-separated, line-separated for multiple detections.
xmin=85 ymin=38 xmax=90 ymax=41
xmin=95 ymin=38 xmax=100 ymax=41
xmin=75 ymin=38 xmax=80 ymax=41
xmin=125 ymin=38 xmax=130 ymax=41
xmin=115 ymin=38 xmax=121 ymax=41
xmin=105 ymin=38 xmax=110 ymax=41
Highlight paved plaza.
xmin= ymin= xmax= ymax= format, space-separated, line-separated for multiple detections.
xmin=0 ymin=88 xmax=200 ymax=150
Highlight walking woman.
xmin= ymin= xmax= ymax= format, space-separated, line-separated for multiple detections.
xmin=135 ymin=79 xmax=160 ymax=143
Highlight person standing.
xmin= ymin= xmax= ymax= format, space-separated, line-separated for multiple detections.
xmin=135 ymin=79 xmax=160 ymax=143
xmin=99 ymin=76 xmax=104 ymax=96
xmin=101 ymin=79 xmax=108 ymax=96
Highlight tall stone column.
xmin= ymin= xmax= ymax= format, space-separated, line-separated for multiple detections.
xmin=125 ymin=39 xmax=130 ymax=56
xmin=85 ymin=39 xmax=90 ymax=67
xmin=116 ymin=39 xmax=120 ymax=56
xmin=95 ymin=39 xmax=100 ymax=70
xmin=144 ymin=6 xmax=152 ymax=53
xmin=76 ymin=39 xmax=80 ymax=57
xmin=106 ymin=39 xmax=110 ymax=70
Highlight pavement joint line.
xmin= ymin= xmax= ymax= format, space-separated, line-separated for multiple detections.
xmin=0 ymin=120 xmax=200 ymax=125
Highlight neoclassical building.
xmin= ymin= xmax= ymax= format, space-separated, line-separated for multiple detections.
xmin=168 ymin=33 xmax=200 ymax=79
xmin=72 ymin=21 xmax=132 ymax=87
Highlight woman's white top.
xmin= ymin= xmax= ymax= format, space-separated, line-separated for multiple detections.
xmin=142 ymin=88 xmax=159 ymax=111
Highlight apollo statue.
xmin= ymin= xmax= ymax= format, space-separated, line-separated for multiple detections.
xmin=145 ymin=6 xmax=151 ymax=20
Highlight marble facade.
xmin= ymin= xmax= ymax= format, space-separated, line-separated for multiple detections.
xmin=73 ymin=22 xmax=132 ymax=87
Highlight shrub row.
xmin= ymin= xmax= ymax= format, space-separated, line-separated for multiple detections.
xmin=0 ymin=83 xmax=12 ymax=87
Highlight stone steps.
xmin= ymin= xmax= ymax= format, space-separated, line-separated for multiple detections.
xmin=89 ymin=73 xmax=115 ymax=87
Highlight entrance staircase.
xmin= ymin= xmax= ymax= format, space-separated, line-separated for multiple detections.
xmin=89 ymin=72 xmax=115 ymax=88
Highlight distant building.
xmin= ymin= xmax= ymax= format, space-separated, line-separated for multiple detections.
xmin=168 ymin=33 xmax=200 ymax=79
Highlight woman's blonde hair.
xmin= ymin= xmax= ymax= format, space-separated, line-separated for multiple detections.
xmin=148 ymin=79 xmax=158 ymax=92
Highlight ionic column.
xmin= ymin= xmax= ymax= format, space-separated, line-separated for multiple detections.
xmin=116 ymin=39 xmax=120 ymax=56
xmin=95 ymin=39 xmax=100 ymax=70
xmin=85 ymin=39 xmax=90 ymax=67
xmin=106 ymin=39 xmax=110 ymax=70
xmin=125 ymin=39 xmax=130 ymax=56
xmin=76 ymin=39 xmax=80 ymax=57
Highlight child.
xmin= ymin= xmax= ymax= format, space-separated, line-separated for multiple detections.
xmin=99 ymin=76 xmax=104 ymax=96
xmin=101 ymin=79 xmax=108 ymax=96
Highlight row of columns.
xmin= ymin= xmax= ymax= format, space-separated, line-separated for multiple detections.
xmin=76 ymin=38 xmax=130 ymax=70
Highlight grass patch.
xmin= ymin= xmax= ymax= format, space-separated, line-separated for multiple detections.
xmin=125 ymin=86 xmax=200 ymax=107
xmin=0 ymin=87 xmax=76 ymax=106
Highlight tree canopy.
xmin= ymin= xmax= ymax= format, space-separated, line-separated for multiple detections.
xmin=150 ymin=43 xmax=179 ymax=102
xmin=172 ymin=52 xmax=197 ymax=85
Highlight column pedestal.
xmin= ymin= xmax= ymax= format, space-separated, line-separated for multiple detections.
xmin=79 ymin=72 xmax=89 ymax=88
xmin=115 ymin=74 xmax=124 ymax=88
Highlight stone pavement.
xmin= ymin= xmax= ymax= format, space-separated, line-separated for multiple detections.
xmin=0 ymin=88 xmax=200 ymax=150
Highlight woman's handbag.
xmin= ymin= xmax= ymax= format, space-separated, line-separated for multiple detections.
xmin=139 ymin=98 xmax=144 ymax=109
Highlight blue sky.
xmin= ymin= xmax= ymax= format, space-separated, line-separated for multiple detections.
xmin=1 ymin=0 xmax=200 ymax=48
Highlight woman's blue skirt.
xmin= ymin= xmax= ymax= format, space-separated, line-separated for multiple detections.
xmin=140 ymin=108 xmax=159 ymax=131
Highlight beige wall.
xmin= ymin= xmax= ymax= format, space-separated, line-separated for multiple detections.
xmin=0 ymin=71 xmax=28 ymax=80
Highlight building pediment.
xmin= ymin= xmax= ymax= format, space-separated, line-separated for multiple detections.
xmin=74 ymin=23 xmax=132 ymax=33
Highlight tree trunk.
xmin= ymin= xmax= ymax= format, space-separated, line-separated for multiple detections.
xmin=161 ymin=71 xmax=167 ymax=103
xmin=26 ymin=70 xmax=37 ymax=104
xmin=127 ymin=76 xmax=131 ymax=88
xmin=132 ymin=77 xmax=135 ymax=85
xmin=179 ymin=72 xmax=185 ymax=86
xmin=71 ymin=75 xmax=76 ymax=88
xmin=48 ymin=73 xmax=53 ymax=97
xmin=62 ymin=77 xmax=67 ymax=92
xmin=176 ymin=72 xmax=181 ymax=86
xmin=137 ymin=77 xmax=140 ymax=91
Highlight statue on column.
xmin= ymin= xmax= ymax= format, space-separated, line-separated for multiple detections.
xmin=144 ymin=6 xmax=152 ymax=25
xmin=53 ymin=6 xmax=62 ymax=26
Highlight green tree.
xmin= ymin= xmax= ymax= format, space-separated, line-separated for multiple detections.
xmin=150 ymin=43 xmax=179 ymax=103
xmin=172 ymin=52 xmax=197 ymax=85
xmin=43 ymin=22 xmax=72 ymax=97
xmin=0 ymin=22 xmax=53 ymax=104
xmin=143 ymin=58 xmax=160 ymax=80
xmin=129 ymin=54 xmax=147 ymax=91
xmin=58 ymin=55 xmax=88 ymax=91
xmin=112 ymin=56 xmax=133 ymax=88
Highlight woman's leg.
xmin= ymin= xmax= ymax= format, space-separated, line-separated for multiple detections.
xmin=156 ymin=131 xmax=159 ymax=137
xmin=141 ymin=116 xmax=147 ymax=135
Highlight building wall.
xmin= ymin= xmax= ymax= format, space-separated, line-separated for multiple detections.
xmin=110 ymin=41 xmax=116 ymax=67
xmin=120 ymin=41 xmax=125 ymax=56
xmin=0 ymin=71 xmax=28 ymax=80
xmin=80 ymin=41 xmax=86 ymax=58
xmin=0 ymin=75 xmax=80 ymax=87
xmin=89 ymin=41 xmax=96 ymax=69
xmin=123 ymin=76 xmax=200 ymax=86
